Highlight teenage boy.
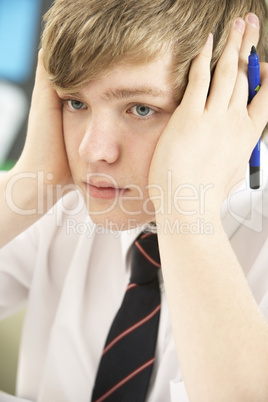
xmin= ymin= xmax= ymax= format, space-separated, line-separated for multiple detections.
xmin=1 ymin=0 xmax=268 ymax=401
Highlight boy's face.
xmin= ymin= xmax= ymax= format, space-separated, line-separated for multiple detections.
xmin=59 ymin=53 xmax=177 ymax=230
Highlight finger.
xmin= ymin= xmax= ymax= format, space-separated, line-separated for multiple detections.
xmin=230 ymin=13 xmax=260 ymax=108
xmin=206 ymin=18 xmax=245 ymax=111
xmin=248 ymin=62 xmax=268 ymax=135
xmin=180 ymin=33 xmax=213 ymax=114
xmin=31 ymin=49 xmax=61 ymax=112
xmin=32 ymin=50 xmax=48 ymax=94
xmin=28 ymin=50 xmax=63 ymax=147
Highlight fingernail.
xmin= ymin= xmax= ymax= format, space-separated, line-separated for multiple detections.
xmin=234 ymin=18 xmax=245 ymax=33
xmin=246 ymin=13 xmax=259 ymax=28
xmin=206 ymin=33 xmax=213 ymax=45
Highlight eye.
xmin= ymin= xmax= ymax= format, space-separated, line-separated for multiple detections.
xmin=67 ymin=99 xmax=87 ymax=110
xmin=130 ymin=105 xmax=155 ymax=117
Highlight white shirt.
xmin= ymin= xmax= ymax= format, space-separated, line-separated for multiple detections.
xmin=1 ymin=142 xmax=268 ymax=402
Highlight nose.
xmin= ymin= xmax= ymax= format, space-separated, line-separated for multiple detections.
xmin=79 ymin=115 xmax=121 ymax=164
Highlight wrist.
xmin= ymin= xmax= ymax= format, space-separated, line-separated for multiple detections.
xmin=154 ymin=210 xmax=223 ymax=240
xmin=150 ymin=178 xmax=223 ymax=228
xmin=5 ymin=164 xmax=72 ymax=218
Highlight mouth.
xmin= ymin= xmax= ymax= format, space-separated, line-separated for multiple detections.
xmin=84 ymin=181 xmax=128 ymax=200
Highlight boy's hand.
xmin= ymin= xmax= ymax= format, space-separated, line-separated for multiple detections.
xmin=149 ymin=16 xmax=268 ymax=401
xmin=0 ymin=52 xmax=73 ymax=246
xmin=149 ymin=13 xmax=268 ymax=217
xmin=15 ymin=50 xmax=72 ymax=188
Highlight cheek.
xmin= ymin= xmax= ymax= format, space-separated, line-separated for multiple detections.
xmin=143 ymin=129 xmax=163 ymax=170
xmin=129 ymin=130 xmax=162 ymax=188
xmin=63 ymin=115 xmax=83 ymax=161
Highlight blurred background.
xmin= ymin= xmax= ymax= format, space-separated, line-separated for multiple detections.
xmin=0 ymin=0 xmax=53 ymax=395
xmin=0 ymin=0 xmax=54 ymax=171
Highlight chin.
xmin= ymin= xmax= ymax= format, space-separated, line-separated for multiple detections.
xmin=88 ymin=210 xmax=155 ymax=232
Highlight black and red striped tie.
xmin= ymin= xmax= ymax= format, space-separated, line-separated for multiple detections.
xmin=91 ymin=232 xmax=161 ymax=402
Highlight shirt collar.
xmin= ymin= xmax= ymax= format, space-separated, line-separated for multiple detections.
xmin=119 ymin=224 xmax=147 ymax=274
xmin=221 ymin=140 xmax=268 ymax=239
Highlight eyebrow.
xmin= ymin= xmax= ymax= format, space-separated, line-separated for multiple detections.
xmin=101 ymin=86 xmax=172 ymax=102
xmin=58 ymin=86 xmax=173 ymax=104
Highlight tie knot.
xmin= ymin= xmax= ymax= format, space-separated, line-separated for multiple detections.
xmin=130 ymin=232 xmax=161 ymax=285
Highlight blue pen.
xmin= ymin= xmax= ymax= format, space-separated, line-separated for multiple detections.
xmin=248 ymin=45 xmax=261 ymax=189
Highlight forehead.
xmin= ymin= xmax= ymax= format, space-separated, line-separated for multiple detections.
xmin=59 ymin=52 xmax=175 ymax=101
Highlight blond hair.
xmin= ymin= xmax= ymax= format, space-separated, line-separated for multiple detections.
xmin=42 ymin=0 xmax=268 ymax=103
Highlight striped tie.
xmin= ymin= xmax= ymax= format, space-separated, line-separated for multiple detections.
xmin=91 ymin=232 xmax=161 ymax=402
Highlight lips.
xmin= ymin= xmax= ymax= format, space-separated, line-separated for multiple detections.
xmin=87 ymin=179 xmax=120 ymax=188
xmin=85 ymin=180 xmax=127 ymax=200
